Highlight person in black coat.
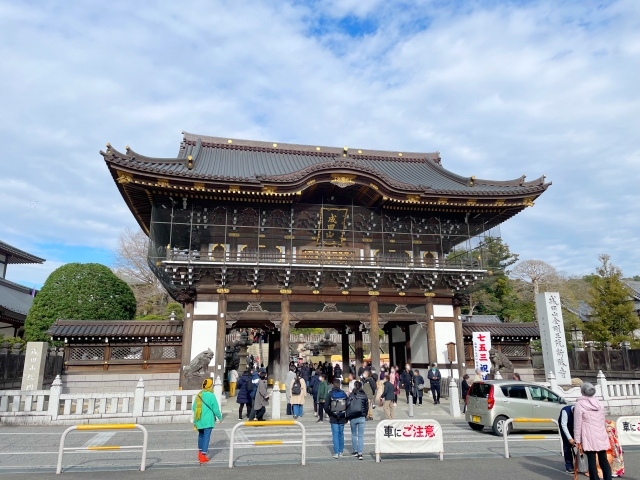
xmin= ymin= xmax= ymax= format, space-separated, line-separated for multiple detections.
xmin=236 ymin=370 xmax=253 ymax=419
xmin=400 ymin=364 xmax=414 ymax=404
xmin=427 ymin=363 xmax=441 ymax=404
xmin=412 ymin=369 xmax=425 ymax=406
xmin=460 ymin=374 xmax=470 ymax=412
xmin=334 ymin=364 xmax=343 ymax=381
xmin=300 ymin=363 xmax=311 ymax=388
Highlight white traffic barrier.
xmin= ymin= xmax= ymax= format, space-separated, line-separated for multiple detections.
xmin=375 ymin=419 xmax=443 ymax=462
xmin=503 ymin=418 xmax=561 ymax=459
xmin=229 ymin=420 xmax=306 ymax=468
xmin=56 ymin=423 xmax=148 ymax=474
xmin=616 ymin=416 xmax=640 ymax=446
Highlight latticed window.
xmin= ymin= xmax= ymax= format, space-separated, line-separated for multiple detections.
xmin=111 ymin=346 xmax=143 ymax=360
xmin=70 ymin=347 xmax=104 ymax=360
xmin=501 ymin=345 xmax=527 ymax=357
xmin=149 ymin=346 xmax=181 ymax=359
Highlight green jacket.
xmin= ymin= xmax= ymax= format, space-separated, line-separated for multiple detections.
xmin=316 ymin=380 xmax=329 ymax=403
xmin=192 ymin=391 xmax=222 ymax=429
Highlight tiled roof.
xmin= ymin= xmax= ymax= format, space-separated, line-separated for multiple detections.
xmin=103 ymin=132 xmax=550 ymax=195
xmin=0 ymin=240 xmax=45 ymax=265
xmin=0 ymin=278 xmax=35 ymax=320
xmin=464 ymin=315 xmax=502 ymax=323
xmin=625 ymin=280 xmax=640 ymax=300
xmin=462 ymin=322 xmax=540 ymax=338
xmin=47 ymin=320 xmax=183 ymax=338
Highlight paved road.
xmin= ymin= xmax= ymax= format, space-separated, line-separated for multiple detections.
xmin=0 ymin=395 xmax=581 ymax=475
xmin=1 ymin=452 xmax=639 ymax=480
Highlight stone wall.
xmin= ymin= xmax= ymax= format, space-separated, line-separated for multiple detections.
xmin=61 ymin=373 xmax=179 ymax=394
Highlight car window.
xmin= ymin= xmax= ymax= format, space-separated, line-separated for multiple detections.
xmin=527 ymin=386 xmax=560 ymax=403
xmin=501 ymin=385 xmax=528 ymax=399
xmin=469 ymin=382 xmax=491 ymax=398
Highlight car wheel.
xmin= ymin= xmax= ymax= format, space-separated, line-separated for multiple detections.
xmin=468 ymin=422 xmax=484 ymax=431
xmin=492 ymin=415 xmax=511 ymax=436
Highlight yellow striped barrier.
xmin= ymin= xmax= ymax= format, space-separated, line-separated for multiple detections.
xmin=229 ymin=420 xmax=306 ymax=468
xmin=56 ymin=423 xmax=148 ymax=474
xmin=503 ymin=418 xmax=561 ymax=459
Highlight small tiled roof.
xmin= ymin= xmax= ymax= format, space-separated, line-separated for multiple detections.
xmin=103 ymin=132 xmax=550 ymax=196
xmin=0 ymin=278 xmax=35 ymax=321
xmin=47 ymin=320 xmax=183 ymax=339
xmin=625 ymin=280 xmax=640 ymax=301
xmin=464 ymin=315 xmax=502 ymax=323
xmin=463 ymin=322 xmax=540 ymax=338
xmin=0 ymin=240 xmax=45 ymax=265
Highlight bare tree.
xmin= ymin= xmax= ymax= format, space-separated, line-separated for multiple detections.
xmin=510 ymin=259 xmax=559 ymax=297
xmin=112 ymin=228 xmax=169 ymax=317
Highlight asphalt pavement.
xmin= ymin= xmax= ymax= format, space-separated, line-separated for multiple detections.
xmin=0 ymin=393 xmax=635 ymax=478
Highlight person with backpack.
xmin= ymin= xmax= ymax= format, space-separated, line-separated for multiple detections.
xmin=289 ymin=372 xmax=307 ymax=419
xmin=315 ymin=373 xmax=328 ymax=423
xmin=346 ymin=381 xmax=368 ymax=460
xmin=236 ymin=369 xmax=253 ymax=420
xmin=192 ymin=378 xmax=222 ymax=464
xmin=381 ymin=373 xmax=395 ymax=419
xmin=324 ymin=379 xmax=348 ymax=458
xmin=362 ymin=370 xmax=376 ymax=420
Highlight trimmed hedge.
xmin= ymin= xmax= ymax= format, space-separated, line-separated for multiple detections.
xmin=24 ymin=263 xmax=137 ymax=341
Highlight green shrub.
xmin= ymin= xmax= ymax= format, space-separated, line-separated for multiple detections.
xmin=24 ymin=263 xmax=137 ymax=341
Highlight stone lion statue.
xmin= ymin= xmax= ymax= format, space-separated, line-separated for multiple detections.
xmin=183 ymin=349 xmax=214 ymax=378
xmin=489 ymin=348 xmax=513 ymax=373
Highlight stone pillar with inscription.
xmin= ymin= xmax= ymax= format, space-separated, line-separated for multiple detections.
xmin=215 ymin=294 xmax=227 ymax=379
xmin=279 ymin=294 xmax=291 ymax=383
xmin=453 ymin=304 xmax=466 ymax=377
xmin=21 ymin=342 xmax=48 ymax=391
xmin=535 ymin=292 xmax=571 ymax=385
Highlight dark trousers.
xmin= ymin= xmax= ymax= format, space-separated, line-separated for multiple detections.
xmin=405 ymin=389 xmax=411 ymax=403
xmin=413 ymin=394 xmax=422 ymax=405
xmin=318 ymin=402 xmax=325 ymax=421
xmin=431 ymin=384 xmax=440 ymax=402
xmin=561 ymin=437 xmax=573 ymax=470
xmin=252 ymin=406 xmax=266 ymax=421
xmin=239 ymin=403 xmax=251 ymax=418
xmin=585 ymin=450 xmax=611 ymax=480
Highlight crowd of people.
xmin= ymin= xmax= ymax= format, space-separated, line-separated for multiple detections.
xmin=195 ymin=364 xmax=626 ymax=474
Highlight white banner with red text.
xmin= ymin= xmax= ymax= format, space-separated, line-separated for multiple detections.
xmin=472 ymin=332 xmax=491 ymax=380
xmin=617 ymin=416 xmax=640 ymax=446
xmin=375 ymin=419 xmax=443 ymax=461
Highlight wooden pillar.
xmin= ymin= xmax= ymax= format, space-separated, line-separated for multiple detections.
xmin=279 ymin=295 xmax=290 ymax=383
xmin=355 ymin=327 xmax=363 ymax=372
xmin=454 ymin=305 xmax=465 ymax=378
xmin=369 ymin=297 xmax=381 ymax=372
xmin=425 ymin=295 xmax=437 ymax=366
xmin=214 ymin=294 xmax=227 ymax=379
xmin=270 ymin=330 xmax=281 ymax=382
xmin=341 ymin=328 xmax=350 ymax=381
xmin=179 ymin=301 xmax=195 ymax=388
xmin=404 ymin=327 xmax=412 ymax=365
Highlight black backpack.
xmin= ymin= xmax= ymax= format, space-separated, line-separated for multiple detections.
xmin=291 ymin=378 xmax=302 ymax=395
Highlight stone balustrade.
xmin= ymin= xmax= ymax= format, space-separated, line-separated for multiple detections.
xmin=0 ymin=375 xmax=201 ymax=425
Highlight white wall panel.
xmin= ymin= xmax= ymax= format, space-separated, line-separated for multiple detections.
xmin=194 ymin=301 xmax=218 ymax=316
xmin=433 ymin=305 xmax=454 ymax=318
xmin=191 ymin=320 xmax=217 ymax=366
xmin=409 ymin=324 xmax=428 ymax=364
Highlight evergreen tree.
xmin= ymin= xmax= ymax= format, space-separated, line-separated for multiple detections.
xmin=24 ymin=263 xmax=137 ymax=341
xmin=585 ymin=254 xmax=638 ymax=341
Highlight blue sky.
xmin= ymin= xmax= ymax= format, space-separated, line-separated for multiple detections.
xmin=1 ymin=0 xmax=638 ymax=288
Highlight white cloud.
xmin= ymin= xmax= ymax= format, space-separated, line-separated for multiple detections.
xmin=0 ymin=0 xmax=638 ymax=288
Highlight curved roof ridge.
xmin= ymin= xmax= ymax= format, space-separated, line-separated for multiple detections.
xmin=181 ymin=131 xmax=440 ymax=162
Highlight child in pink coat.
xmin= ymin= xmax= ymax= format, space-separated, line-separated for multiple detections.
xmin=574 ymin=382 xmax=612 ymax=480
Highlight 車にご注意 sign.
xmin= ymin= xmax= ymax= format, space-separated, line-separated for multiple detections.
xmin=617 ymin=417 xmax=640 ymax=446
xmin=375 ymin=419 xmax=443 ymax=461
xmin=472 ymin=332 xmax=491 ymax=380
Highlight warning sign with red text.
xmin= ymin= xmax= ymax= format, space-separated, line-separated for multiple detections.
xmin=375 ymin=420 xmax=443 ymax=455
